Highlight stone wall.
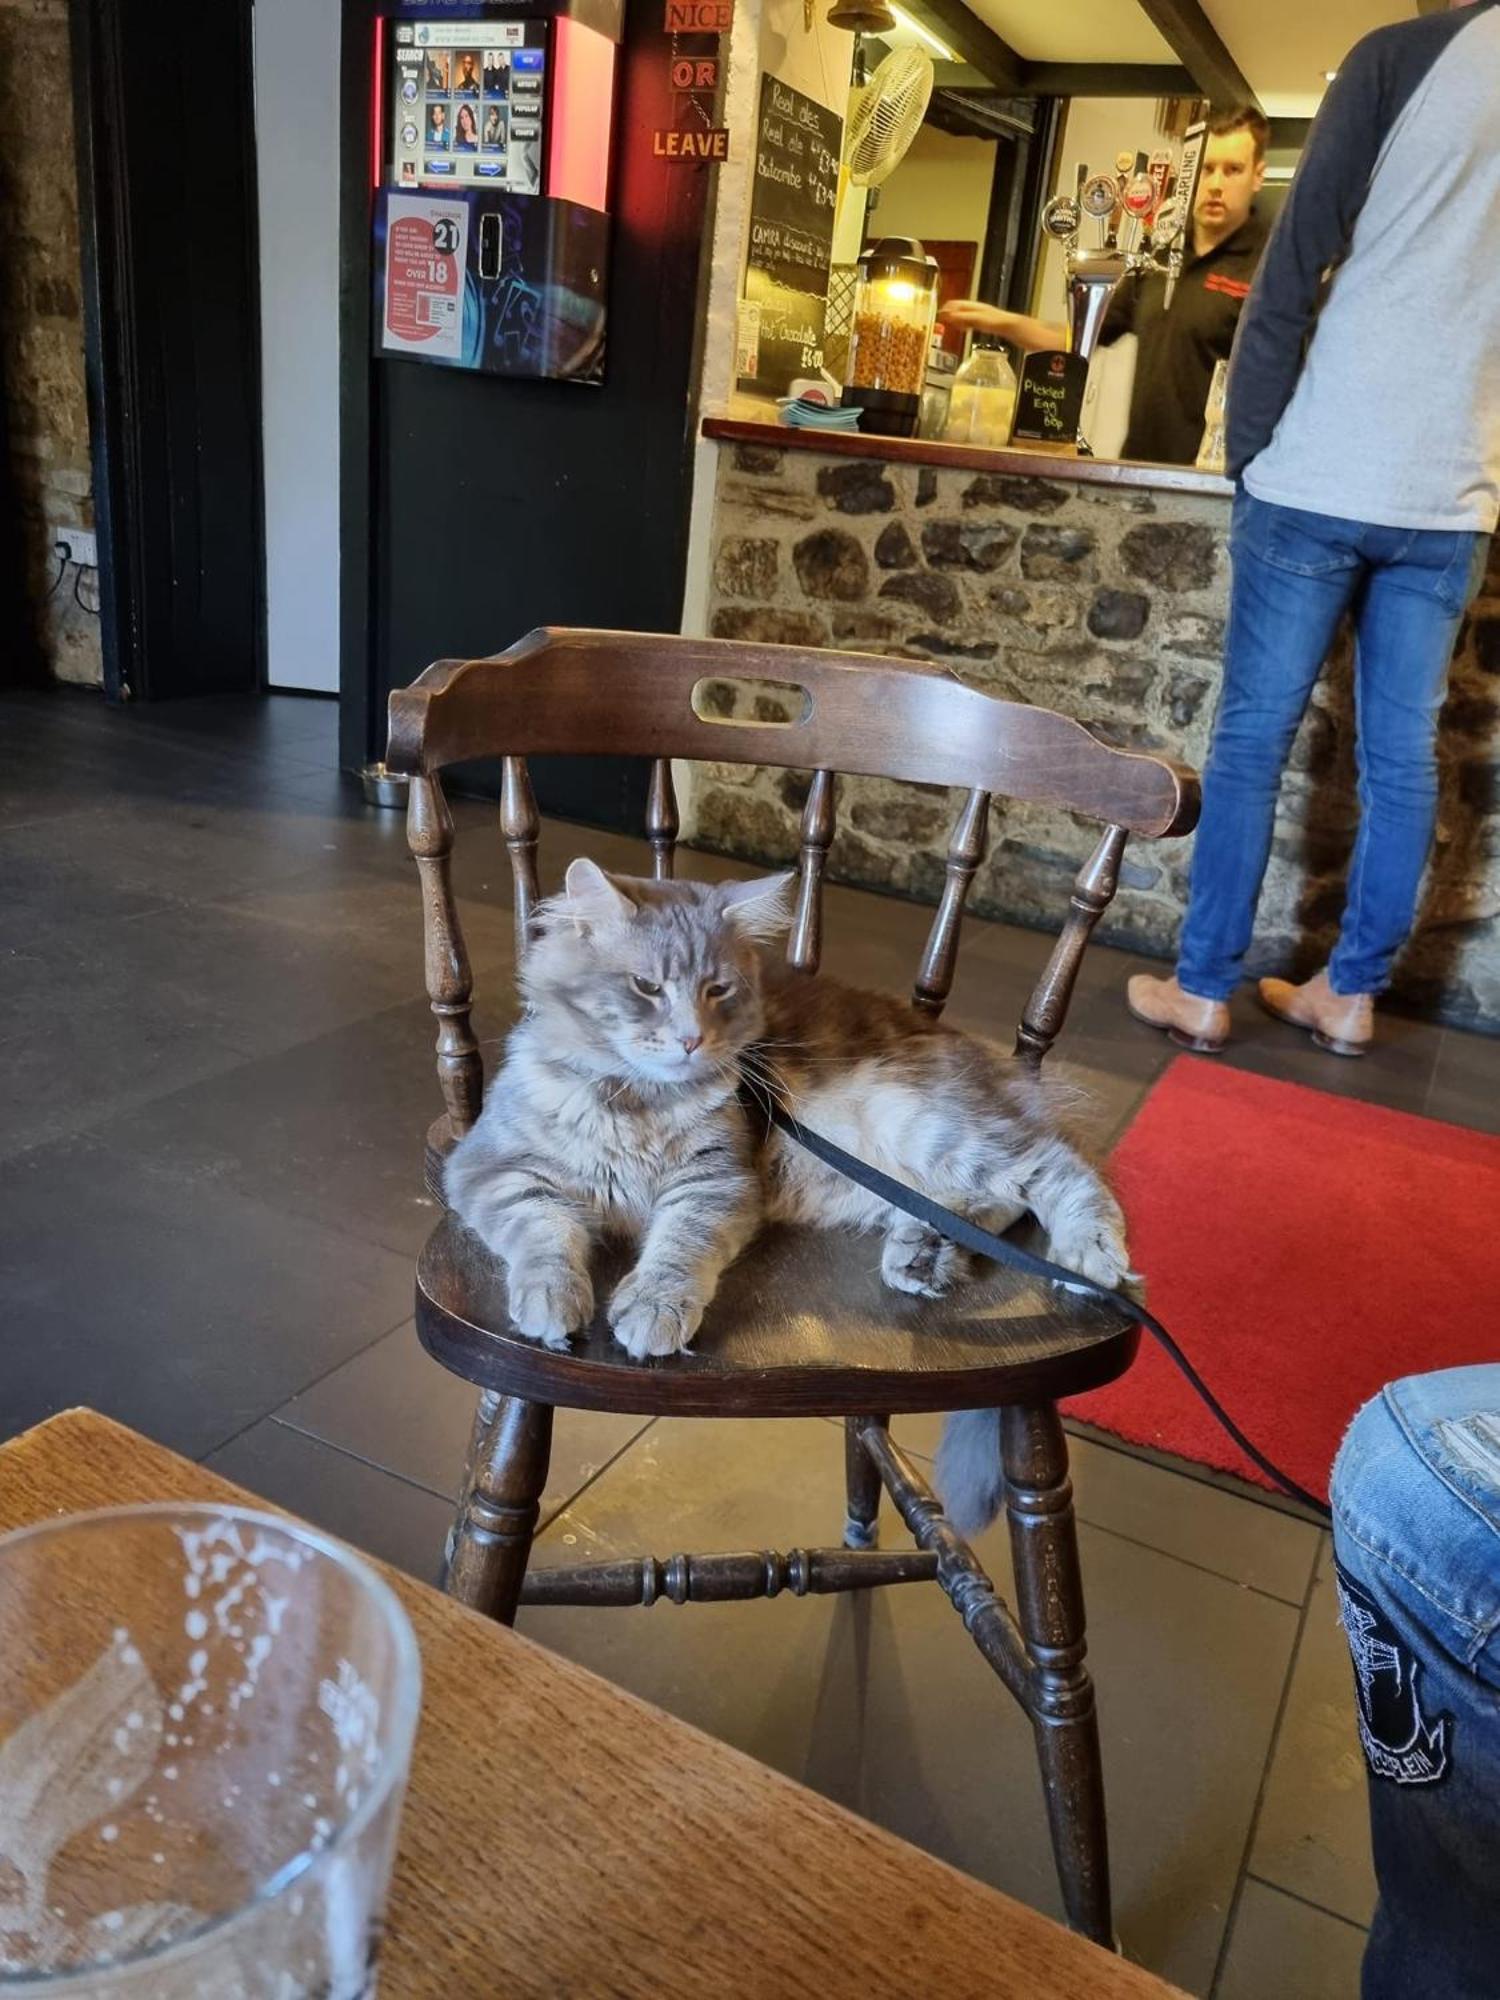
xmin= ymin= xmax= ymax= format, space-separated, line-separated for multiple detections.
xmin=689 ymin=439 xmax=1500 ymax=1033
xmin=0 ymin=0 xmax=101 ymax=687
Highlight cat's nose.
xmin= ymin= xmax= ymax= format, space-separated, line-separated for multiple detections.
xmin=680 ymin=1035 xmax=704 ymax=1056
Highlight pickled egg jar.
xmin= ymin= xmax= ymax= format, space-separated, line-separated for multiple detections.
xmin=841 ymin=237 xmax=940 ymax=438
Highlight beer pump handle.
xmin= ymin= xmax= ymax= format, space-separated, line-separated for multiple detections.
xmin=1107 ymin=152 xmax=1132 ymax=251
xmin=1119 ymin=172 xmax=1156 ymax=261
xmin=1163 ymin=113 xmax=1208 ymax=311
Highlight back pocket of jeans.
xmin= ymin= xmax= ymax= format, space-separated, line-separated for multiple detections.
xmin=1432 ymin=533 xmax=1491 ymax=618
xmin=1260 ymin=504 xmax=1361 ymax=578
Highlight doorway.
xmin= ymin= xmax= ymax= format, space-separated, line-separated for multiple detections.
xmin=71 ymin=0 xmax=266 ymax=702
xmin=253 ymin=0 xmax=341 ymax=694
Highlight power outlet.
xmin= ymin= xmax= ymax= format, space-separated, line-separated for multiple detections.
xmin=59 ymin=528 xmax=98 ymax=569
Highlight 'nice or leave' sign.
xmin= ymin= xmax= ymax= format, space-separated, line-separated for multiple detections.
xmin=664 ymin=0 xmax=732 ymax=27
xmin=652 ymin=127 xmax=729 ymax=158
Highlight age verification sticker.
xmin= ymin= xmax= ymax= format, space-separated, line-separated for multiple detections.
xmin=383 ymin=195 xmax=469 ymax=361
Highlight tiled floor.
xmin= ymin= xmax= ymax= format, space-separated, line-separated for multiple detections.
xmin=4 ymin=686 xmax=1496 ymax=1996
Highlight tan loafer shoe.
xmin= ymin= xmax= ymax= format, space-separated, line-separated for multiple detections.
xmin=1125 ymin=973 xmax=1230 ymax=1053
xmin=1257 ymin=968 xmax=1373 ymax=1057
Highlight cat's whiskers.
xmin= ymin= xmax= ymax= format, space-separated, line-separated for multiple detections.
xmin=728 ymin=1060 xmax=781 ymax=1130
xmin=735 ymin=1047 xmax=796 ymax=1110
xmin=741 ymin=1045 xmax=895 ymax=1087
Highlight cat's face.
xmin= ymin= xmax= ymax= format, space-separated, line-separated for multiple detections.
xmin=524 ymin=860 xmax=793 ymax=1087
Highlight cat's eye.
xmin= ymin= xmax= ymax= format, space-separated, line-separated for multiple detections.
xmin=630 ymin=975 xmax=663 ymax=999
xmin=704 ymin=981 xmax=734 ymax=1002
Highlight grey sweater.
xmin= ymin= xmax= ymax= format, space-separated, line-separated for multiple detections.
xmin=1228 ymin=0 xmax=1500 ymax=533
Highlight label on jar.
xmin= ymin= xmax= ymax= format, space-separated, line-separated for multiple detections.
xmin=1012 ymin=351 xmax=1088 ymax=443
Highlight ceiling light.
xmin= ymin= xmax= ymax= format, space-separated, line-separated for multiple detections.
xmin=1323 ymin=69 xmax=1338 ymax=80
xmin=889 ymin=4 xmax=956 ymax=60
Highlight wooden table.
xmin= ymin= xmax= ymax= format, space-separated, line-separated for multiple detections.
xmin=0 ymin=1412 xmax=1186 ymax=1998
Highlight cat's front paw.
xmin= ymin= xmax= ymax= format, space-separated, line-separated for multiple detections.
xmin=508 ymin=1266 xmax=594 ymax=1347
xmin=608 ymin=1272 xmax=703 ymax=1361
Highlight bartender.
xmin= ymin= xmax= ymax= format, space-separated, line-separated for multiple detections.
xmin=945 ymin=107 xmax=1270 ymax=464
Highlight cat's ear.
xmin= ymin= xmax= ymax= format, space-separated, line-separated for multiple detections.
xmin=718 ymin=872 xmax=795 ymax=940
xmin=563 ymin=857 xmax=637 ymax=929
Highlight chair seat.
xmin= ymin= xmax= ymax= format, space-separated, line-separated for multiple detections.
xmin=415 ymin=1214 xmax=1139 ymax=1419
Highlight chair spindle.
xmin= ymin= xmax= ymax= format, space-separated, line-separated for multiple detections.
xmin=1014 ymin=824 xmax=1128 ymax=1069
xmin=647 ymin=759 xmax=679 ymax=881
xmin=913 ymin=789 xmax=991 ymax=1018
xmin=788 ymin=769 xmax=836 ymax=973
xmin=500 ymin=756 xmax=541 ymax=963
xmin=407 ymin=772 xmax=483 ymax=1140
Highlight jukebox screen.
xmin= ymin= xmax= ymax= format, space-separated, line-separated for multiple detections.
xmin=389 ymin=19 xmax=548 ymax=196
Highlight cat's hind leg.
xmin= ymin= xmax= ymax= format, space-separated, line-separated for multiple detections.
xmin=879 ymin=1197 xmax=1027 ymax=1298
xmin=984 ymin=1130 xmax=1130 ymax=1292
xmin=880 ymin=1217 xmax=966 ymax=1299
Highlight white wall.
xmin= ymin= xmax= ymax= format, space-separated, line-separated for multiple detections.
xmin=674 ymin=0 xmax=854 ymax=833
xmin=254 ymin=0 xmax=341 ymax=694
xmin=678 ymin=0 xmax=853 ymax=642
xmin=866 ymin=125 xmax=995 ymax=286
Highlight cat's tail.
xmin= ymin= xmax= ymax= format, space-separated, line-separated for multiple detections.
xmin=934 ymin=1408 xmax=1004 ymax=1535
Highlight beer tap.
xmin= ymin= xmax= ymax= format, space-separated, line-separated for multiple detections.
xmin=1039 ymin=147 xmax=1197 ymax=373
xmin=1033 ymin=141 xmax=1199 ymax=450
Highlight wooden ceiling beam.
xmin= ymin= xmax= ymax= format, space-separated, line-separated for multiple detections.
xmin=914 ymin=0 xmax=1026 ymax=94
xmin=1017 ymin=61 xmax=1196 ymax=96
xmin=930 ymin=60 xmax=991 ymax=89
xmin=1128 ymin=0 xmax=1259 ymax=108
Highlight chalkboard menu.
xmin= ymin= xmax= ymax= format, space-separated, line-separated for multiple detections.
xmin=741 ymin=74 xmax=842 ymax=393
xmin=1011 ymin=351 xmax=1088 ymax=446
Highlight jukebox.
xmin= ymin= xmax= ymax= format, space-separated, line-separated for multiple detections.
xmin=370 ymin=0 xmax=623 ymax=382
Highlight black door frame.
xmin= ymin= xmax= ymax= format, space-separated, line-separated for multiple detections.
xmin=337 ymin=0 xmax=378 ymax=774
xmin=69 ymin=0 xmax=266 ymax=704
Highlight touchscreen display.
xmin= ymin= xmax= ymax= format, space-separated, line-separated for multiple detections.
xmin=389 ymin=19 xmax=547 ymax=196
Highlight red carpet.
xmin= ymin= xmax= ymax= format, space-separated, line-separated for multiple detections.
xmin=1067 ymin=1058 xmax=1500 ymax=1504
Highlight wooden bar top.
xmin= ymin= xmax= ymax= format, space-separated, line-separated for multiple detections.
xmin=703 ymin=415 xmax=1234 ymax=501
xmin=0 ymin=1410 xmax=1188 ymax=1999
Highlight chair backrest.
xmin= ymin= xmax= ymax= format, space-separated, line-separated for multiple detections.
xmin=387 ymin=627 xmax=1200 ymax=1150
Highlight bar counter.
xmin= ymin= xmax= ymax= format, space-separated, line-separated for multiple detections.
xmin=702 ymin=416 xmax=1234 ymax=499
xmin=687 ymin=418 xmax=1500 ymax=1032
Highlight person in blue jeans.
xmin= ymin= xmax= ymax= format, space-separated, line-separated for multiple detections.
xmin=1129 ymin=1 xmax=1499 ymax=1058
xmin=1332 ymin=1367 xmax=1500 ymax=1999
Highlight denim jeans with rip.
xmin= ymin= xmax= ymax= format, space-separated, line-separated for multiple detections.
xmin=1331 ymin=1367 xmax=1500 ymax=1999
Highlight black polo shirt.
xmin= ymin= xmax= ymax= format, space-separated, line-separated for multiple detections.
xmin=1100 ymin=212 xmax=1269 ymax=465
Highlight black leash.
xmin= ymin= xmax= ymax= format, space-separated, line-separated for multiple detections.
xmin=766 ymin=1099 xmax=1333 ymax=1522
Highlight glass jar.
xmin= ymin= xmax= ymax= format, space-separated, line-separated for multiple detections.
xmin=917 ymin=327 xmax=957 ymax=440
xmin=944 ymin=337 xmax=1019 ymax=448
xmin=841 ymin=237 xmax=940 ymax=438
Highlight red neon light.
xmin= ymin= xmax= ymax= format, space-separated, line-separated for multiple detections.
xmin=547 ymin=17 xmax=616 ymax=212
xmin=371 ymin=21 xmax=385 ymax=190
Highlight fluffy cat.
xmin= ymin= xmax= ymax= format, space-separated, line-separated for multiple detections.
xmin=445 ymin=858 xmax=1132 ymax=1530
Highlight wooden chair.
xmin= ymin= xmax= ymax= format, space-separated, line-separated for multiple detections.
xmin=386 ymin=627 xmax=1200 ymax=1948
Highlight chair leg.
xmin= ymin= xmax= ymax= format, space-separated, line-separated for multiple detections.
xmin=844 ymin=1415 xmax=888 ymax=1548
xmin=444 ymin=1391 xmax=554 ymax=1626
xmin=1000 ymin=1402 xmax=1113 ymax=1948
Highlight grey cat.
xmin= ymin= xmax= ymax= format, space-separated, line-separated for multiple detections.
xmin=445 ymin=859 xmax=1133 ymax=1530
